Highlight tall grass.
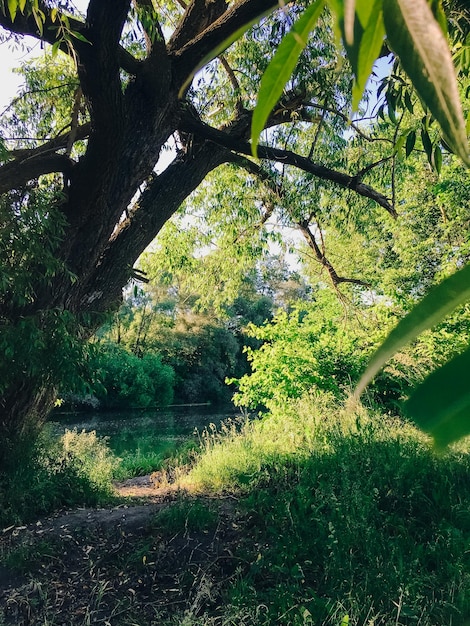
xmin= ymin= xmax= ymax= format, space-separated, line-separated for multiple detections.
xmin=0 ymin=428 xmax=118 ymax=526
xmin=181 ymin=393 xmax=470 ymax=625
xmin=110 ymin=430 xmax=198 ymax=479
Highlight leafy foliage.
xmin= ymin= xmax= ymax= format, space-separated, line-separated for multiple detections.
xmin=231 ymin=289 xmax=470 ymax=416
xmin=251 ymin=0 xmax=469 ymax=165
xmin=91 ymin=342 xmax=175 ymax=409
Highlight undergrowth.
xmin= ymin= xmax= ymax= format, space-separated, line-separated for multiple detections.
xmin=1 ymin=394 xmax=469 ymax=625
xmin=0 ymin=427 xmax=117 ymax=526
xmin=180 ymin=393 xmax=470 ymax=625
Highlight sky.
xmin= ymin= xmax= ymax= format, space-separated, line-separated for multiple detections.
xmin=0 ymin=36 xmax=41 ymax=112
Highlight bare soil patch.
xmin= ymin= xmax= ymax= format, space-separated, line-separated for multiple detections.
xmin=0 ymin=480 xmax=246 ymax=625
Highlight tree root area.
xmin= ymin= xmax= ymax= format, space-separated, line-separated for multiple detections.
xmin=0 ymin=488 xmax=245 ymax=625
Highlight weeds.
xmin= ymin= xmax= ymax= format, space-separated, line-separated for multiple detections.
xmin=153 ymin=499 xmax=218 ymax=534
xmin=0 ymin=427 xmax=117 ymax=526
xmin=181 ymin=393 xmax=470 ymax=625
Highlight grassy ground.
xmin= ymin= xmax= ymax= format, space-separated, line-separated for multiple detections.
xmin=1 ymin=393 xmax=469 ymax=625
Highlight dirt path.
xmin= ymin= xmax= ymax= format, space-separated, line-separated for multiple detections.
xmin=0 ymin=478 xmax=245 ymax=626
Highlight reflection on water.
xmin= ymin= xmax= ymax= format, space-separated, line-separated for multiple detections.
xmin=49 ymin=404 xmax=241 ymax=444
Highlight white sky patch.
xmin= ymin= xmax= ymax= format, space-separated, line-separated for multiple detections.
xmin=0 ymin=36 xmax=41 ymax=112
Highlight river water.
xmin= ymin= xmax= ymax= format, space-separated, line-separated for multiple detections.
xmin=49 ymin=404 xmax=242 ymax=453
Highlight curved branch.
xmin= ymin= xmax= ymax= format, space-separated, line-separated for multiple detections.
xmin=298 ymin=220 xmax=371 ymax=289
xmin=0 ymin=153 xmax=74 ymax=194
xmin=0 ymin=123 xmax=90 ymax=193
xmin=180 ymin=114 xmax=397 ymax=217
xmin=171 ymin=0 xmax=278 ymax=80
xmin=7 ymin=123 xmax=91 ymax=160
xmin=218 ymin=54 xmax=244 ymax=113
xmin=83 ymin=141 xmax=231 ymax=304
xmin=168 ymin=0 xmax=228 ymax=53
xmin=230 ymin=155 xmax=372 ymax=290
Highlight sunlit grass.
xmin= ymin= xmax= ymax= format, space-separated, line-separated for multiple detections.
xmin=178 ymin=393 xmax=470 ymax=625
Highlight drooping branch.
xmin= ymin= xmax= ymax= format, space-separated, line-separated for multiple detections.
xmin=298 ymin=219 xmax=371 ymax=289
xmin=180 ymin=114 xmax=397 ymax=217
xmin=231 ymin=155 xmax=372 ymax=290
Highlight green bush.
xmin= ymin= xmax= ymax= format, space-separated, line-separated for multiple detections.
xmin=92 ymin=342 xmax=175 ymax=408
xmin=230 ymin=291 xmax=470 ymax=414
xmin=183 ymin=394 xmax=470 ymax=625
xmin=0 ymin=427 xmax=118 ymax=526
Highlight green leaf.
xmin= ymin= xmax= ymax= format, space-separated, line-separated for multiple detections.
xmin=178 ymin=4 xmax=277 ymax=99
xmin=383 ymin=0 xmax=469 ymax=167
xmin=69 ymin=30 xmax=91 ymax=44
xmin=403 ymin=89 xmax=414 ymax=114
xmin=386 ymin=92 xmax=397 ymax=124
xmin=51 ymin=40 xmax=60 ymax=57
xmin=251 ymin=0 xmax=326 ymax=156
xmin=7 ymin=0 xmax=17 ymax=21
xmin=433 ymin=143 xmax=442 ymax=174
xmin=394 ymin=132 xmax=407 ymax=155
xmin=405 ymin=347 xmax=470 ymax=448
xmin=421 ymin=126 xmax=433 ymax=163
xmin=356 ymin=263 xmax=470 ymax=396
xmin=405 ymin=129 xmax=416 ymax=156
xmin=352 ymin=0 xmax=385 ymax=110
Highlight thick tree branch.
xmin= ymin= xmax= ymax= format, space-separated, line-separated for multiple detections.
xmin=169 ymin=0 xmax=228 ymax=52
xmin=0 ymin=123 xmax=91 ymax=194
xmin=180 ymin=114 xmax=397 ymax=217
xmin=83 ymin=141 xmax=231 ymax=307
xmin=77 ymin=0 xmax=130 ymax=124
xmin=171 ymin=0 xmax=278 ymax=81
xmin=0 ymin=154 xmax=73 ymax=194
xmin=133 ymin=13 xmax=171 ymax=106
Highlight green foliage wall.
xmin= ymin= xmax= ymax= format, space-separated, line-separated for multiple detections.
xmin=91 ymin=343 xmax=175 ymax=409
xmin=231 ymin=290 xmax=470 ymax=413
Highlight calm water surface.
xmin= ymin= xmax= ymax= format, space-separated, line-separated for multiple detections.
xmin=49 ymin=405 xmax=242 ymax=452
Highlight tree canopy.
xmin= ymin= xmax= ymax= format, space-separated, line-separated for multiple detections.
xmin=0 ymin=0 xmax=468 ymax=448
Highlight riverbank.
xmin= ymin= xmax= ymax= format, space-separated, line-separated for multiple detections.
xmin=1 ymin=394 xmax=470 ymax=625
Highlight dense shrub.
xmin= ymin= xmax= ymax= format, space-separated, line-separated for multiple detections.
xmin=92 ymin=343 xmax=175 ymax=408
xmin=230 ymin=292 xmax=470 ymax=413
